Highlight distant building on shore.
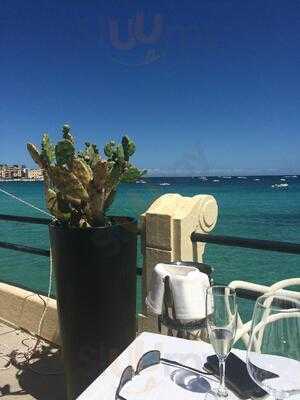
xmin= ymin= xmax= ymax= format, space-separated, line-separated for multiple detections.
xmin=26 ymin=168 xmax=43 ymax=180
xmin=0 ymin=164 xmax=26 ymax=179
xmin=0 ymin=164 xmax=43 ymax=181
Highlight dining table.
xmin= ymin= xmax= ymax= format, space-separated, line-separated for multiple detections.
xmin=77 ymin=332 xmax=252 ymax=400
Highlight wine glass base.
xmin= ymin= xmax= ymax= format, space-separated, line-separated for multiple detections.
xmin=171 ymin=369 xmax=211 ymax=393
xmin=205 ymin=389 xmax=229 ymax=399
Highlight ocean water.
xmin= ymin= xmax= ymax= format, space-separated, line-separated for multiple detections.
xmin=0 ymin=176 xmax=299 ymax=321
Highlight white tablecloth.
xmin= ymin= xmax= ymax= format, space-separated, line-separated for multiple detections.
xmin=77 ymin=332 xmax=247 ymax=400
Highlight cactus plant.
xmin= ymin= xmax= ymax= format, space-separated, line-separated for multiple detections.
xmin=27 ymin=124 xmax=141 ymax=227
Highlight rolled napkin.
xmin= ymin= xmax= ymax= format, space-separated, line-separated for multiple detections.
xmin=146 ymin=263 xmax=210 ymax=320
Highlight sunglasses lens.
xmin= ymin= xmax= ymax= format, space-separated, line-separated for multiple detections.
xmin=118 ymin=366 xmax=134 ymax=395
xmin=137 ymin=350 xmax=160 ymax=374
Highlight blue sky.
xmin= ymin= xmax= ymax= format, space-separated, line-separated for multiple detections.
xmin=1 ymin=0 xmax=300 ymax=176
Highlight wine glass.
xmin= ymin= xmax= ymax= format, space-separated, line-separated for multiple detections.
xmin=247 ymin=293 xmax=300 ymax=400
xmin=206 ymin=286 xmax=237 ymax=398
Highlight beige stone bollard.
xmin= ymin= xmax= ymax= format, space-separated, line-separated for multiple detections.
xmin=138 ymin=193 xmax=218 ymax=334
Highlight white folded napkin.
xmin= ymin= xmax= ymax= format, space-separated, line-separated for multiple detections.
xmin=146 ymin=263 xmax=210 ymax=320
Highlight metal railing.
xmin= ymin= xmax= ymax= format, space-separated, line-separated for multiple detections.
xmin=0 ymin=213 xmax=51 ymax=225
xmin=191 ymin=232 xmax=300 ymax=255
xmin=1 ymin=213 xmax=300 ymax=301
xmin=191 ymin=232 xmax=300 ymax=300
xmin=0 ymin=214 xmax=143 ymax=275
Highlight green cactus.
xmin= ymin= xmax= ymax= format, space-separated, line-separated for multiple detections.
xmin=116 ymin=144 xmax=125 ymax=162
xmin=27 ymin=124 xmax=143 ymax=227
xmin=46 ymin=188 xmax=71 ymax=221
xmin=104 ymin=141 xmax=117 ymax=158
xmin=55 ymin=140 xmax=75 ymax=166
xmin=78 ymin=143 xmax=100 ymax=168
xmin=122 ymin=166 xmax=147 ymax=183
xmin=41 ymin=134 xmax=55 ymax=165
xmin=50 ymin=165 xmax=89 ymax=201
xmin=92 ymin=160 xmax=108 ymax=190
xmin=27 ymin=143 xmax=45 ymax=168
xmin=122 ymin=135 xmax=136 ymax=161
xmin=71 ymin=158 xmax=93 ymax=188
xmin=62 ymin=124 xmax=75 ymax=144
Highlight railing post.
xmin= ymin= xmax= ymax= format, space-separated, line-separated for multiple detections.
xmin=138 ymin=193 xmax=218 ymax=333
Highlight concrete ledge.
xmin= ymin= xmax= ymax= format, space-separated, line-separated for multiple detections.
xmin=0 ymin=282 xmax=60 ymax=345
xmin=0 ymin=282 xmax=153 ymax=345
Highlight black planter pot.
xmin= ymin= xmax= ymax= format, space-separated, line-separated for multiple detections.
xmin=49 ymin=217 xmax=137 ymax=400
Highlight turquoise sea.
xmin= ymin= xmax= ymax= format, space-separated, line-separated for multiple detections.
xmin=0 ymin=176 xmax=299 ymax=318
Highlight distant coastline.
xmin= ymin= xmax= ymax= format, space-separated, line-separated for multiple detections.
xmin=0 ymin=175 xmax=299 ymax=182
xmin=0 ymin=178 xmax=44 ymax=182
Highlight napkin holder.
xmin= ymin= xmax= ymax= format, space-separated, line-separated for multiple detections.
xmin=158 ymin=261 xmax=213 ymax=340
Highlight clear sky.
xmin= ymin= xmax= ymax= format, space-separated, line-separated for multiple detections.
xmin=1 ymin=0 xmax=300 ymax=176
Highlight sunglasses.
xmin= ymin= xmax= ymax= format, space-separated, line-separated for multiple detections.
xmin=115 ymin=350 xmax=212 ymax=400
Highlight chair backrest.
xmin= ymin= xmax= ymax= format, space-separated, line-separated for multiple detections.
xmin=231 ymin=278 xmax=300 ymax=347
xmin=268 ymin=278 xmax=300 ymax=297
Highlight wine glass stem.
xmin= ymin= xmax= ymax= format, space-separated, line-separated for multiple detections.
xmin=217 ymin=357 xmax=228 ymax=397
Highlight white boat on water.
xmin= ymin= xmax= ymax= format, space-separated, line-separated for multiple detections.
xmin=222 ymin=176 xmax=232 ymax=179
xmin=254 ymin=178 xmax=260 ymax=181
xmin=160 ymin=182 xmax=171 ymax=186
xmin=280 ymin=178 xmax=286 ymax=182
xmin=213 ymin=179 xmax=220 ymax=182
xmin=198 ymin=176 xmax=208 ymax=181
xmin=136 ymin=180 xmax=146 ymax=184
xmin=272 ymin=183 xmax=288 ymax=189
xmin=237 ymin=176 xmax=247 ymax=179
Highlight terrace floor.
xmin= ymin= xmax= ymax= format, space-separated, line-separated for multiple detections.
xmin=0 ymin=321 xmax=66 ymax=399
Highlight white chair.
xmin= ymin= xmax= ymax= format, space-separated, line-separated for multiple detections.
xmin=229 ymin=278 xmax=300 ymax=347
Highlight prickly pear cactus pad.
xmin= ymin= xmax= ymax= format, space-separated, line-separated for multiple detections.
xmin=27 ymin=124 xmax=142 ymax=227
